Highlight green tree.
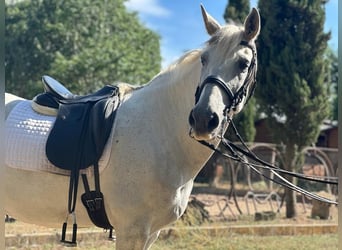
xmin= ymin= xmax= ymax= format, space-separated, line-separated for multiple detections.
xmin=224 ymin=0 xmax=256 ymax=142
xmin=5 ymin=0 xmax=161 ymax=98
xmin=324 ymin=48 xmax=338 ymax=120
xmin=256 ymin=0 xmax=330 ymax=218
xmin=224 ymin=0 xmax=250 ymax=24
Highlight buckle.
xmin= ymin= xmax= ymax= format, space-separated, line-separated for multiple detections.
xmin=86 ymin=198 xmax=103 ymax=211
xmin=95 ymin=198 xmax=103 ymax=210
xmin=86 ymin=200 xmax=96 ymax=211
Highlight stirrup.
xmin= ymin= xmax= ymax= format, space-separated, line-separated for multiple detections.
xmin=60 ymin=212 xmax=78 ymax=247
xmin=107 ymin=228 xmax=115 ymax=241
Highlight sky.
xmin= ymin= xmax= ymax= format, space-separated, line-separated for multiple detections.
xmin=125 ymin=0 xmax=338 ymax=68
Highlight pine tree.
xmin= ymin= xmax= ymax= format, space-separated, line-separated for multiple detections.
xmin=256 ymin=0 xmax=330 ymax=218
xmin=224 ymin=0 xmax=250 ymax=24
xmin=324 ymin=48 xmax=338 ymax=120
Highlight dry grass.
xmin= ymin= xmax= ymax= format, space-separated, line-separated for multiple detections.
xmin=6 ymin=193 xmax=338 ymax=249
xmin=153 ymin=232 xmax=338 ymax=250
xmin=5 ymin=230 xmax=338 ymax=250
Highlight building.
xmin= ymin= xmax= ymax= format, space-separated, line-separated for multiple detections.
xmin=254 ymin=118 xmax=338 ymax=148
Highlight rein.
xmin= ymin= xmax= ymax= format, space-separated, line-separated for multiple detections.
xmin=196 ymin=119 xmax=338 ymax=205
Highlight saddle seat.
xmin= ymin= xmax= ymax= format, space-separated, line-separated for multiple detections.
xmin=32 ymin=75 xmax=118 ymax=116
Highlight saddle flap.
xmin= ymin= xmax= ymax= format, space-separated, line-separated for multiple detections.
xmin=46 ymin=88 xmax=119 ymax=170
xmin=46 ymin=103 xmax=93 ymax=170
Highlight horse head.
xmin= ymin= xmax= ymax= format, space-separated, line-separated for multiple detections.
xmin=189 ymin=5 xmax=260 ymax=141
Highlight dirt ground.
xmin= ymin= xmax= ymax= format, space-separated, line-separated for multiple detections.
xmin=5 ymin=192 xmax=338 ymax=236
xmin=190 ymin=193 xmax=338 ymax=225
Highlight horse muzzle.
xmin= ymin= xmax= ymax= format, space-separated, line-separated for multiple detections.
xmin=188 ymin=107 xmax=220 ymax=141
xmin=188 ymin=75 xmax=232 ymax=141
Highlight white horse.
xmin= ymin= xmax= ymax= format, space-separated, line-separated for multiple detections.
xmin=5 ymin=6 xmax=260 ymax=250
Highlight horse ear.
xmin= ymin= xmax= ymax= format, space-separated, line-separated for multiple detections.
xmin=201 ymin=4 xmax=221 ymax=36
xmin=243 ymin=8 xmax=261 ymax=41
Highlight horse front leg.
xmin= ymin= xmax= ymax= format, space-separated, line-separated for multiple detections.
xmin=145 ymin=231 xmax=161 ymax=249
xmin=115 ymin=225 xmax=157 ymax=250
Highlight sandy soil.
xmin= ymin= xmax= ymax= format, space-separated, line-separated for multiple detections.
xmin=191 ymin=193 xmax=338 ymax=225
xmin=5 ymin=193 xmax=338 ymax=236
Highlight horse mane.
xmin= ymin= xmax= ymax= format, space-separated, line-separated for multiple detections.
xmin=162 ymin=50 xmax=202 ymax=76
xmin=146 ymin=49 xmax=202 ymax=87
xmin=116 ymin=82 xmax=143 ymax=97
xmin=114 ymin=49 xmax=202 ymax=98
xmin=121 ymin=23 xmax=249 ymax=93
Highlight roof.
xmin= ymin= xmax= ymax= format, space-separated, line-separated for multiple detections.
xmin=320 ymin=120 xmax=338 ymax=132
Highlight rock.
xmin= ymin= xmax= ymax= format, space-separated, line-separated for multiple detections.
xmin=5 ymin=215 xmax=16 ymax=223
xmin=311 ymin=191 xmax=335 ymax=220
xmin=255 ymin=211 xmax=276 ymax=221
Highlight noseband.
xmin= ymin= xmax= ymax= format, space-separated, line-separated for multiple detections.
xmin=195 ymin=40 xmax=257 ymax=114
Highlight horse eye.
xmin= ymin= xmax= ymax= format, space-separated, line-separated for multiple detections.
xmin=201 ymin=54 xmax=207 ymax=66
xmin=239 ymin=59 xmax=250 ymax=72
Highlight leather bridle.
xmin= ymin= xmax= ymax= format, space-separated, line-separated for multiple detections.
xmin=191 ymin=40 xmax=338 ymax=205
xmin=194 ymin=40 xmax=257 ymax=116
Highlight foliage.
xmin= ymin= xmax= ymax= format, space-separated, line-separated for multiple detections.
xmin=223 ymin=0 xmax=250 ymax=24
xmin=324 ymin=48 xmax=338 ymax=120
xmin=257 ymin=0 xmax=330 ymax=149
xmin=5 ymin=0 xmax=161 ymax=98
xmin=256 ymin=0 xmax=331 ymax=217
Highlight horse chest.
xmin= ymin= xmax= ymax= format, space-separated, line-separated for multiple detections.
xmin=171 ymin=180 xmax=194 ymax=218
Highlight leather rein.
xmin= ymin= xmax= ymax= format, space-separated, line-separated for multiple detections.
xmin=196 ymin=120 xmax=338 ymax=205
xmin=192 ymin=41 xmax=338 ymax=205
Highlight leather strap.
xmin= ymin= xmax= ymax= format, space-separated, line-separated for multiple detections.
xmin=81 ymin=166 xmax=114 ymax=239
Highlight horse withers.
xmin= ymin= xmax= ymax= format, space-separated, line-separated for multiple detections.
xmin=5 ymin=5 xmax=260 ymax=250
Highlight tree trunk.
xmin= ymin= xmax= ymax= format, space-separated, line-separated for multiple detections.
xmin=283 ymin=144 xmax=297 ymax=218
xmin=284 ymin=175 xmax=297 ymax=218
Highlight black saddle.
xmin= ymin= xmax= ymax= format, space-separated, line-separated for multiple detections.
xmin=36 ymin=75 xmax=119 ymax=246
xmin=33 ymin=75 xmax=117 ymax=110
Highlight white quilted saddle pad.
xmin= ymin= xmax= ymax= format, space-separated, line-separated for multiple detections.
xmin=5 ymin=100 xmax=113 ymax=176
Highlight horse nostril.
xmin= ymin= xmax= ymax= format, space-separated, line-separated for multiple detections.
xmin=208 ymin=112 xmax=219 ymax=132
xmin=188 ymin=110 xmax=196 ymax=127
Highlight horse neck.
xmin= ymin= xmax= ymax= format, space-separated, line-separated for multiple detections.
xmin=138 ymin=50 xmax=216 ymax=178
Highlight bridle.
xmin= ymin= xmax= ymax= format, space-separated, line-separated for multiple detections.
xmin=191 ymin=40 xmax=338 ymax=205
xmin=194 ymin=40 xmax=257 ymax=116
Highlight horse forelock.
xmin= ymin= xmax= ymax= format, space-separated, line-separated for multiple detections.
xmin=207 ymin=25 xmax=244 ymax=53
xmin=207 ymin=24 xmax=258 ymax=100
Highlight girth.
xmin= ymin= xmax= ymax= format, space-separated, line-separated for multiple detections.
xmin=37 ymin=76 xmax=119 ymax=246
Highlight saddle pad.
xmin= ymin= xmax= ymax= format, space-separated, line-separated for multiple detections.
xmin=5 ymin=100 xmax=113 ymax=176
